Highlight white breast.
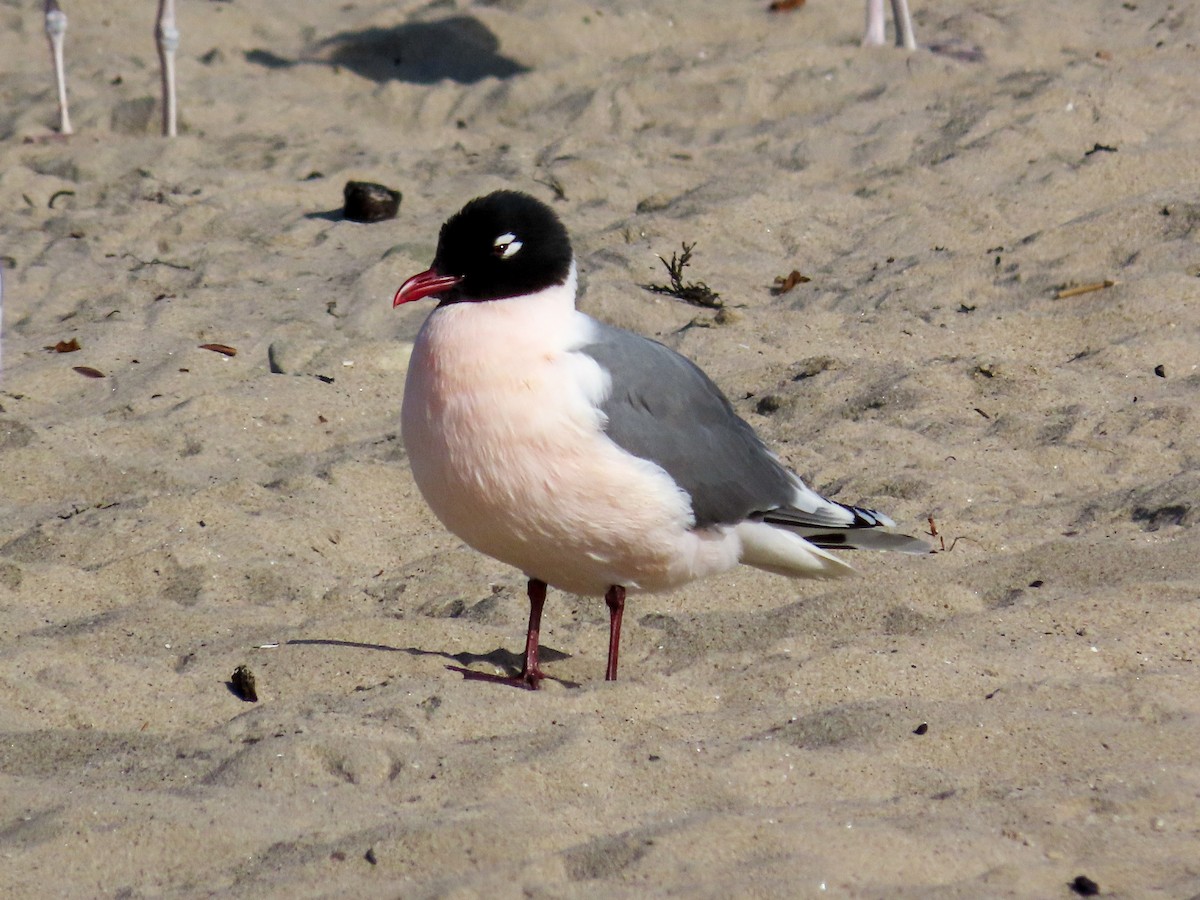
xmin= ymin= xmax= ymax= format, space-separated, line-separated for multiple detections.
xmin=400 ymin=267 xmax=742 ymax=595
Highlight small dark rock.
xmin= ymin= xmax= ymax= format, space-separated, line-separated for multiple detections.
xmin=1069 ymin=874 xmax=1100 ymax=896
xmin=343 ymin=181 xmax=401 ymax=223
xmin=1154 ymin=364 xmax=1166 ymax=378
xmin=230 ymin=665 xmax=258 ymax=702
xmin=913 ymin=723 xmax=929 ymax=735
xmin=756 ymin=394 xmax=784 ymax=415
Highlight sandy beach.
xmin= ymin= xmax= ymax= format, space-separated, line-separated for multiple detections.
xmin=2 ymin=0 xmax=1199 ymax=895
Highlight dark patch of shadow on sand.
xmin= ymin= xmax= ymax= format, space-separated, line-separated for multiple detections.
xmin=246 ymin=16 xmax=529 ymax=85
xmin=286 ymin=638 xmax=577 ymax=686
xmin=304 ymin=208 xmax=343 ymax=223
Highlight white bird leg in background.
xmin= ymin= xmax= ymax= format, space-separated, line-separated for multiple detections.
xmin=863 ymin=0 xmax=917 ymax=50
xmin=156 ymin=0 xmax=179 ymax=137
xmin=44 ymin=0 xmax=72 ymax=135
xmin=0 ymin=263 xmax=5 ymax=380
xmin=42 ymin=0 xmax=180 ymax=137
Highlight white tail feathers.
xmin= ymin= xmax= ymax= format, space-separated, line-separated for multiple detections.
xmin=736 ymin=520 xmax=856 ymax=579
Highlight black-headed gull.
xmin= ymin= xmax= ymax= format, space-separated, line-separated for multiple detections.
xmin=394 ymin=191 xmax=926 ymax=689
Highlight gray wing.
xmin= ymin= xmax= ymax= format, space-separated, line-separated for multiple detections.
xmin=578 ymin=321 xmax=851 ymax=529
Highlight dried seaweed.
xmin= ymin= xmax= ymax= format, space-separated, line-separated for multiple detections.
xmin=642 ymin=242 xmax=722 ymax=308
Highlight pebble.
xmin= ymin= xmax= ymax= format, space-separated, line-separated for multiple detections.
xmin=343 ymin=181 xmax=401 ymax=223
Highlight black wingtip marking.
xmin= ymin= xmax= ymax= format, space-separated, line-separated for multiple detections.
xmin=840 ymin=503 xmax=893 ymax=528
xmin=803 ymin=532 xmax=849 ymax=545
xmin=760 ymin=502 xmax=893 ymax=531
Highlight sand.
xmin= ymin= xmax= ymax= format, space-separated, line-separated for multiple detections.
xmin=2 ymin=0 xmax=1199 ymax=895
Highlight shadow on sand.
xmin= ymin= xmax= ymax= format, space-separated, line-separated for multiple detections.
xmin=246 ymin=16 xmax=529 ymax=85
xmin=284 ymin=637 xmax=578 ymax=687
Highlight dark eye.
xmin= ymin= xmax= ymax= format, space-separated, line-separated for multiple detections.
xmin=492 ymin=232 xmax=523 ymax=259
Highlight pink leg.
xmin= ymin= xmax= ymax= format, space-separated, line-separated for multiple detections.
xmin=604 ymin=585 xmax=625 ymax=682
xmin=448 ymin=578 xmax=548 ymax=690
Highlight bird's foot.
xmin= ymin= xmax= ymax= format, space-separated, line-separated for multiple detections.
xmin=446 ymin=664 xmax=545 ymax=690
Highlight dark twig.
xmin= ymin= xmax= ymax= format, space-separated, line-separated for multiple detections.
xmin=642 ymin=242 xmax=722 ymax=308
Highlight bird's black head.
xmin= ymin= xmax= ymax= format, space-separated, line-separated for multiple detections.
xmin=394 ymin=191 xmax=573 ymax=308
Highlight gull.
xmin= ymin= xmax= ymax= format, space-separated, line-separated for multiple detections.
xmin=393 ymin=192 xmax=927 ymax=689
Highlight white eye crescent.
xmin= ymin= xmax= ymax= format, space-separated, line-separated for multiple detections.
xmin=493 ymin=232 xmax=522 ymax=259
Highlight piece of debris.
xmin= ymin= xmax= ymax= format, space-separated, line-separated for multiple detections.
xmin=199 ymin=343 xmax=237 ymax=357
xmin=768 ymin=0 xmax=806 ymax=11
xmin=926 ymin=41 xmax=986 ymax=63
xmin=927 ymin=517 xmax=946 ymax=552
xmin=756 ymin=394 xmax=785 ymax=415
xmin=343 ymin=181 xmax=401 ymax=223
xmin=72 ymin=366 xmax=105 ymax=378
xmin=47 ymin=338 xmax=81 ymax=353
xmin=770 ymin=269 xmax=811 ymax=295
xmin=643 ymin=242 xmax=722 ymax=308
xmin=1154 ymin=364 xmax=1166 ymax=378
xmin=1069 ymin=874 xmax=1100 ymax=896
xmin=230 ymin=665 xmax=258 ymax=702
xmin=1053 ymin=280 xmax=1114 ymax=300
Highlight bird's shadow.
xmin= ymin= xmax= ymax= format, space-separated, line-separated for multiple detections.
xmin=286 ymin=638 xmax=578 ymax=687
xmin=246 ymin=16 xmax=529 ymax=85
